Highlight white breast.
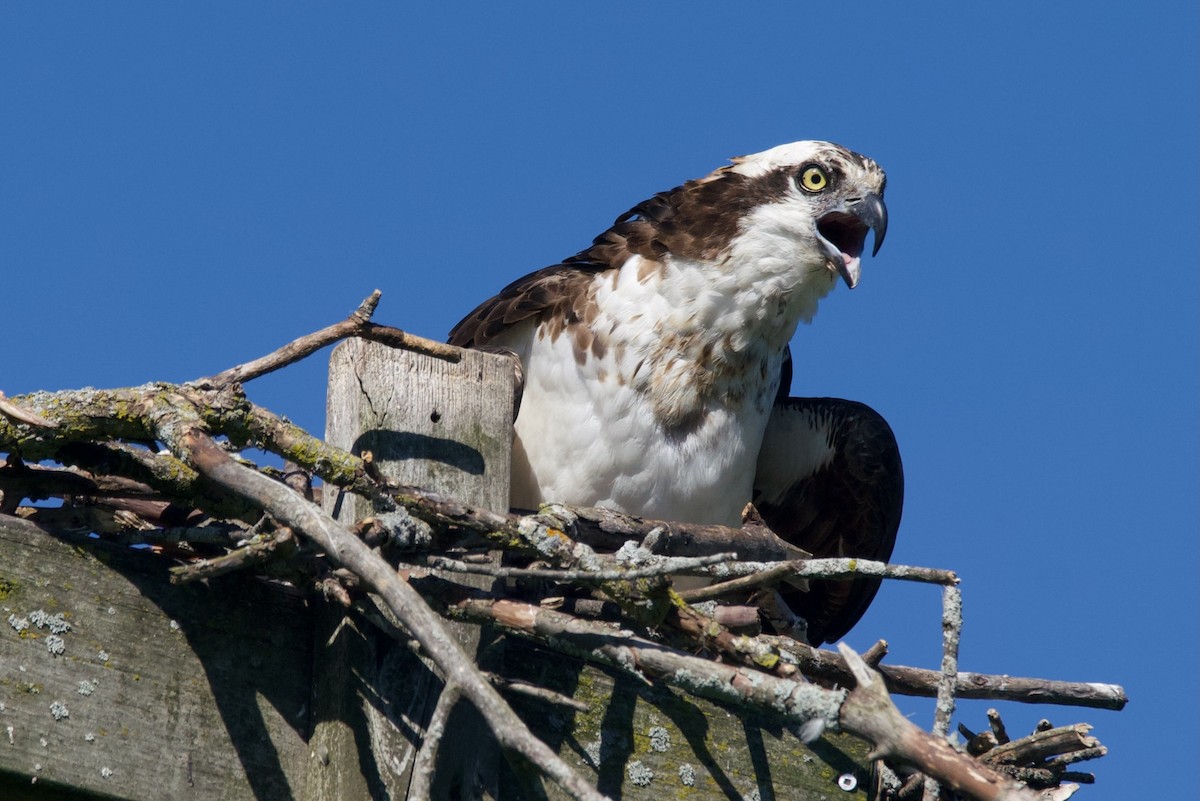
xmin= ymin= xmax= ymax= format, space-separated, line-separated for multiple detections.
xmin=492 ymin=256 xmax=787 ymax=527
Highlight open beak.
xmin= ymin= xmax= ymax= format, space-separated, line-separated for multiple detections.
xmin=815 ymin=192 xmax=888 ymax=289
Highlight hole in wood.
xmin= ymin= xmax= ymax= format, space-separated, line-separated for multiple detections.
xmin=430 ymin=410 xmax=442 ymax=424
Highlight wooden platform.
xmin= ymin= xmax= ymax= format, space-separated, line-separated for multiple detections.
xmin=0 ymin=513 xmax=312 ymax=801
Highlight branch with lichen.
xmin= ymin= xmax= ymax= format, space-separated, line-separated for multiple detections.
xmin=0 ymin=291 xmax=1125 ymax=801
xmin=415 ymin=572 xmax=1050 ymax=801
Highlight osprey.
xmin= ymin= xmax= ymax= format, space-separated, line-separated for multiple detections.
xmin=450 ymin=141 xmax=903 ymax=645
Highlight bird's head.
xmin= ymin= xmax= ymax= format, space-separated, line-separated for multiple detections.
xmin=692 ymin=141 xmax=889 ymax=290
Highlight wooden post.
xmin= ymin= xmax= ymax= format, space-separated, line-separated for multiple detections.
xmin=311 ymin=338 xmax=515 ymax=801
xmin=0 ymin=514 xmax=312 ymax=801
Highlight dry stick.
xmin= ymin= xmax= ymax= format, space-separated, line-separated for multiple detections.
xmin=982 ymin=724 xmax=1102 ymax=767
xmin=934 ymin=587 xmax=964 ymax=736
xmin=863 ymin=639 xmax=890 ymax=667
xmin=57 ymin=439 xmax=264 ymax=523
xmin=10 ymin=501 xmax=247 ymax=547
xmin=169 ymin=528 xmax=297 ymax=584
xmin=530 ymin=502 xmax=807 ymax=563
xmin=408 ymin=682 xmax=464 ymax=801
xmin=988 ymin=708 xmax=1010 ymax=744
xmin=198 ymin=290 xmax=460 ymax=388
xmin=678 ymin=557 xmax=959 ymax=602
xmin=664 ymin=600 xmax=798 ymax=678
xmin=424 ymin=552 xmax=737 ymax=582
xmin=0 ymin=390 xmax=58 ymax=428
xmin=173 ymin=427 xmax=608 ymax=801
xmin=963 ymin=721 xmax=1104 ymax=791
xmin=483 ymin=673 xmax=591 ymax=713
xmin=760 ymin=636 xmax=1127 ymax=710
xmin=924 ymin=585 xmax=965 ymax=801
xmin=0 ymin=461 xmax=151 ymax=500
xmin=836 ymin=645 xmax=1042 ymax=801
xmin=396 ymin=488 xmax=800 ymax=560
xmin=356 ymin=322 xmax=464 ymax=363
xmin=557 ymin=575 xmax=1121 ymax=714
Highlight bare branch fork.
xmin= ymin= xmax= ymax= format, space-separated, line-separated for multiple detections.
xmin=0 ymin=292 xmax=1125 ymax=800
xmin=197 ymin=289 xmax=462 ymax=388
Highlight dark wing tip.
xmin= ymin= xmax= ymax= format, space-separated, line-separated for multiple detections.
xmin=754 ymin=397 xmax=904 ymax=645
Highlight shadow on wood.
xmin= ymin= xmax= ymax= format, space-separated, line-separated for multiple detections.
xmin=0 ymin=514 xmax=311 ymax=801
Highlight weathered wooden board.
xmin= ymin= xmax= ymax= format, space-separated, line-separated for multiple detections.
xmin=324 ymin=337 xmax=513 ymax=521
xmin=498 ymin=639 xmax=873 ymax=800
xmin=0 ymin=513 xmax=312 ymax=801
xmin=315 ymin=338 xmax=516 ymax=801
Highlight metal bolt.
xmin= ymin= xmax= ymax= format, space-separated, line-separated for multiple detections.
xmin=837 ymin=773 xmax=858 ymax=792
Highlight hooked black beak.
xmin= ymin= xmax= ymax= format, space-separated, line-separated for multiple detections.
xmin=816 ymin=192 xmax=889 ymax=289
xmin=855 ymin=192 xmax=888 ymax=257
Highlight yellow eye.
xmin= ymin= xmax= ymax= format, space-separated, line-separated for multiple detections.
xmin=799 ymin=165 xmax=828 ymax=193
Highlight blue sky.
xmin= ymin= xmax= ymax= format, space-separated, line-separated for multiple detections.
xmin=3 ymin=3 xmax=1196 ymax=797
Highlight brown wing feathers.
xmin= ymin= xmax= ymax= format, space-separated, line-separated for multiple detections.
xmin=446 ymin=208 xmax=660 ymax=350
xmin=448 ymin=165 xmax=797 ymax=349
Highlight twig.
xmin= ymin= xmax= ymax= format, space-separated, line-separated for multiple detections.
xmin=988 ymin=708 xmax=1010 ymax=744
xmin=56 ymin=440 xmax=262 ymax=523
xmin=664 ymin=600 xmax=797 ymax=677
xmin=0 ymin=460 xmax=150 ymax=502
xmin=759 ymin=636 xmax=1127 ymax=710
xmin=982 ymin=724 xmax=1102 ymax=767
xmin=836 ymin=644 xmax=1041 ymax=801
xmin=12 ymin=504 xmax=245 ymax=546
xmin=483 ymin=673 xmax=590 ymax=712
xmin=0 ymin=390 xmax=58 ymax=428
xmin=711 ymin=603 xmax=761 ymax=632
xmin=197 ymin=291 xmax=461 ymax=388
xmin=169 ymin=528 xmax=297 ymax=584
xmin=863 ymin=639 xmax=890 ymax=667
xmin=357 ymin=322 xmax=463 ymax=363
xmin=705 ymin=556 xmax=959 ymax=584
xmin=924 ymin=585 xmax=964 ymax=800
xmin=676 ymin=559 xmax=805 ymax=600
xmin=409 ymin=681 xmax=463 ymax=801
xmin=678 ymin=557 xmax=959 ymax=601
xmin=528 ymin=502 xmax=808 ymax=562
xmin=958 ymin=714 xmax=1105 ymax=792
xmin=1047 ymin=746 xmax=1107 ymax=768
xmin=423 ymin=552 xmax=737 ymax=582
